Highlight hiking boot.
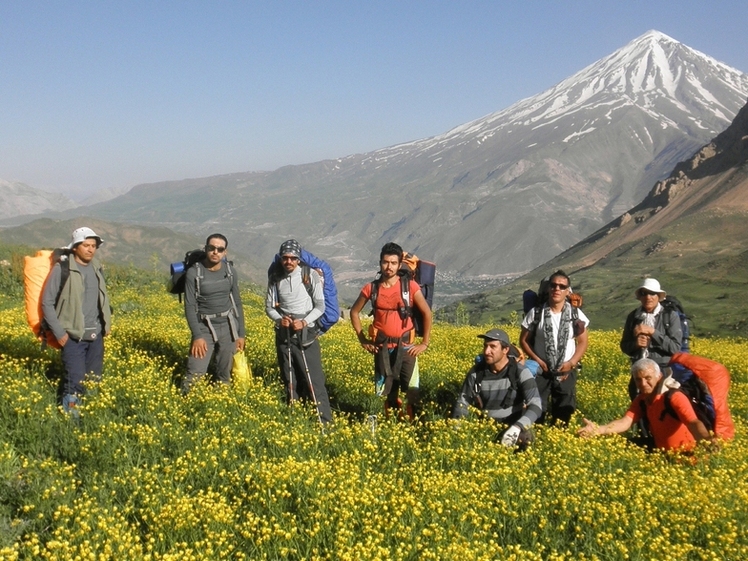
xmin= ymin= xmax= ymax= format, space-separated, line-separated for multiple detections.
xmin=62 ymin=394 xmax=80 ymax=419
xmin=384 ymin=398 xmax=402 ymax=419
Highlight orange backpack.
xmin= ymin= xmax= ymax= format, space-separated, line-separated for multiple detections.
xmin=670 ymin=352 xmax=735 ymax=440
xmin=23 ymin=248 xmax=69 ymax=349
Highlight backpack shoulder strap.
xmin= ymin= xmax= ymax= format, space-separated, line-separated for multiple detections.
xmin=659 ymin=389 xmax=681 ymax=423
xmin=370 ymin=278 xmax=381 ymax=309
xmin=471 ymin=358 xmax=488 ymax=408
xmin=54 ymin=257 xmax=72 ymax=307
xmin=194 ymin=262 xmax=204 ymax=300
xmin=639 ymin=397 xmax=651 ymax=431
xmin=498 ymin=359 xmax=521 ymax=409
xmin=224 ymin=260 xmax=239 ymax=316
xmin=531 ymin=305 xmax=542 ymax=334
xmin=506 ymin=358 xmax=520 ymax=391
xmin=400 ymin=273 xmax=410 ymax=298
xmin=301 ymin=264 xmax=314 ymax=299
xmin=225 ymin=260 xmax=234 ymax=285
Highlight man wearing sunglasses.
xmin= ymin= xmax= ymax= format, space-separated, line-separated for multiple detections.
xmin=182 ymin=233 xmax=246 ymax=394
xmin=620 ymin=278 xmax=682 ymax=399
xmin=265 ymin=239 xmax=332 ymax=425
xmin=519 ymin=270 xmax=589 ymax=425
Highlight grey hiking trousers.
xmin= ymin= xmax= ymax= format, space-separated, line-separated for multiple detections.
xmin=183 ymin=319 xmax=235 ymax=393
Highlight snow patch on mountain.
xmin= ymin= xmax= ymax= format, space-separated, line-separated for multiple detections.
xmin=374 ymin=30 xmax=748 ymax=161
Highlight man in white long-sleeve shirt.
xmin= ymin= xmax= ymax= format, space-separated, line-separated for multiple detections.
xmin=266 ymin=239 xmax=331 ymax=424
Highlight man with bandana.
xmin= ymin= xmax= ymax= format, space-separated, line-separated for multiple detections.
xmin=266 ymin=239 xmax=332 ymax=425
xmin=519 ymin=270 xmax=589 ymax=425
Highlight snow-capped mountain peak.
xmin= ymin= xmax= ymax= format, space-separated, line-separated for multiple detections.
xmin=384 ymin=30 xmax=748 ymax=154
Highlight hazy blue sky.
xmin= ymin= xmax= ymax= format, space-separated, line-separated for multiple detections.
xmin=2 ymin=1 xmax=747 ymax=199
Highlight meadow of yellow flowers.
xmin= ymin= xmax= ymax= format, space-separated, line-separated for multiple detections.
xmin=0 ymin=280 xmax=746 ymax=560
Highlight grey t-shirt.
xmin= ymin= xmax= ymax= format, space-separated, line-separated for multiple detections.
xmin=79 ymin=262 xmax=102 ymax=338
xmin=183 ymin=261 xmax=246 ymax=340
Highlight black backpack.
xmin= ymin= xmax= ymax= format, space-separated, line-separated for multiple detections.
xmin=639 ymin=371 xmax=716 ymax=442
xmin=169 ymin=249 xmax=235 ymax=303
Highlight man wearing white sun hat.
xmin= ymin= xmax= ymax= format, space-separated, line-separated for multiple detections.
xmin=620 ymin=277 xmax=682 ymax=399
xmin=41 ymin=226 xmax=112 ymax=415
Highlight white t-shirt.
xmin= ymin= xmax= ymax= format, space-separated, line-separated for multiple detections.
xmin=521 ymin=306 xmax=590 ymax=362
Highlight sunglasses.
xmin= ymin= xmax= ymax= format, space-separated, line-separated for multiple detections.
xmin=549 ymin=282 xmax=569 ymax=290
xmin=281 ymin=255 xmax=299 ymax=261
xmin=639 ymin=290 xmax=658 ymax=297
xmin=206 ymin=245 xmax=226 ymax=253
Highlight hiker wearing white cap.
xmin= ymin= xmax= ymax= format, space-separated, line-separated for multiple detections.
xmin=41 ymin=226 xmax=111 ymax=415
xmin=620 ymin=277 xmax=682 ymax=398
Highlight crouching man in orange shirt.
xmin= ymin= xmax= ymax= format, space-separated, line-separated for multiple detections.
xmin=577 ymin=358 xmax=714 ymax=452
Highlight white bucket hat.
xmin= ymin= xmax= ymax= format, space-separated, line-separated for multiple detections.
xmin=68 ymin=227 xmax=103 ymax=249
xmin=635 ymin=278 xmax=666 ymax=299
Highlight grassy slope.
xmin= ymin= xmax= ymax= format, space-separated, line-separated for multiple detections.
xmin=449 ymin=209 xmax=748 ymax=337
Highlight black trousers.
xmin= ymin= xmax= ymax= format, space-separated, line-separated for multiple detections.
xmin=535 ymin=368 xmax=578 ymax=425
xmin=275 ymin=331 xmax=332 ymax=424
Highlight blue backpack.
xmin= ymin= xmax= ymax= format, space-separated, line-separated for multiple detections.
xmin=268 ymin=249 xmax=339 ymax=334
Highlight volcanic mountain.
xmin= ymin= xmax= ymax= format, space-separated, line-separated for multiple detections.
xmin=446 ymin=96 xmax=748 ymax=336
xmin=4 ymin=31 xmax=748 ymax=302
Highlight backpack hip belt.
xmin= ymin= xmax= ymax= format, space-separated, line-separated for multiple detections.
xmin=374 ymin=329 xmax=413 ymax=347
xmin=373 ymin=331 xmax=414 ymax=397
xmin=277 ymin=324 xmax=318 ymax=348
xmin=199 ymin=308 xmax=239 ymax=342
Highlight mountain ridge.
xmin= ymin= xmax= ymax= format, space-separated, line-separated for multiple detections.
xmin=444 ymin=96 xmax=748 ymax=336
xmin=0 ymin=179 xmax=79 ymax=220
xmin=3 ymin=31 xmax=748 ymax=305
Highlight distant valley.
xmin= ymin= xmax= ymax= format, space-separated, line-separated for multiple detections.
xmin=2 ymin=30 xmax=748 ymax=312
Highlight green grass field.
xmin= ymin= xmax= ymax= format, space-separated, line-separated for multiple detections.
xmin=0 ymin=272 xmax=747 ymax=560
xmin=443 ymin=210 xmax=748 ymax=338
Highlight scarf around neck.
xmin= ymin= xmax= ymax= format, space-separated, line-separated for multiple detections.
xmin=542 ymin=302 xmax=571 ymax=372
xmin=634 ymin=302 xmax=662 ymax=359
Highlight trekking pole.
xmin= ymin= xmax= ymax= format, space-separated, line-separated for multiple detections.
xmin=298 ymin=339 xmax=325 ymax=428
xmin=286 ymin=325 xmax=295 ymax=406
